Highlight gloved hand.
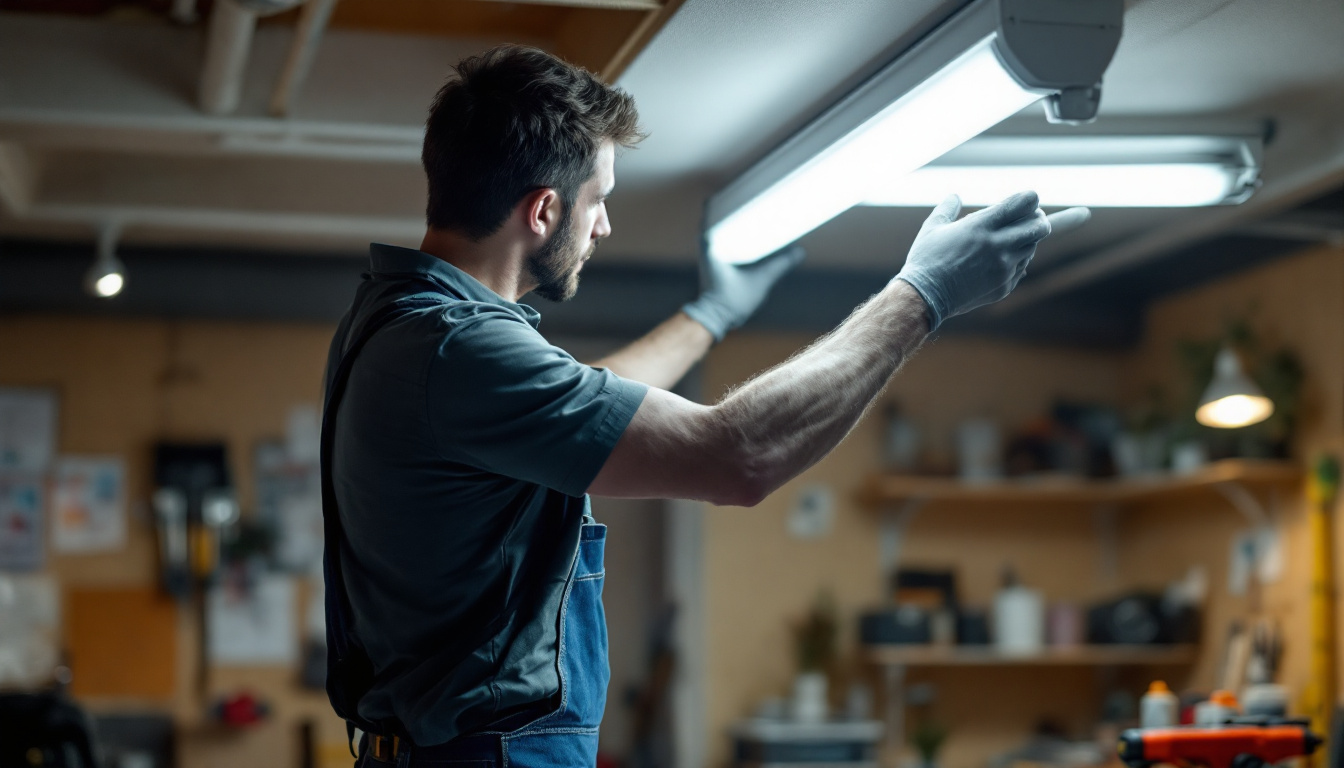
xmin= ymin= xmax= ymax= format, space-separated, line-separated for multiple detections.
xmin=896 ymin=192 xmax=1088 ymax=332
xmin=682 ymin=244 xmax=806 ymax=341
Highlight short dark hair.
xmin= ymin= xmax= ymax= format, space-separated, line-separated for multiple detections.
xmin=422 ymin=45 xmax=645 ymax=239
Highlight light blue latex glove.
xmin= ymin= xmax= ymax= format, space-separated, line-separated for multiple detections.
xmin=682 ymin=244 xmax=807 ymax=341
xmin=895 ymin=192 xmax=1089 ymax=332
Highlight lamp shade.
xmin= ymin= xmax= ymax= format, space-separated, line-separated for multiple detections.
xmin=1195 ymin=347 xmax=1273 ymax=428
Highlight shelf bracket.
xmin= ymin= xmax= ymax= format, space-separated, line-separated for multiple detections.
xmin=879 ymin=497 xmax=926 ymax=582
xmin=1214 ymin=481 xmax=1285 ymax=594
xmin=1213 ymin=480 xmax=1271 ymax=526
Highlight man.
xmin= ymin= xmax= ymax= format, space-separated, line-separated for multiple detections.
xmin=324 ymin=45 xmax=1072 ymax=767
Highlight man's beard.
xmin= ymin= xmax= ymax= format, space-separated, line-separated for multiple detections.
xmin=526 ymin=204 xmax=590 ymax=302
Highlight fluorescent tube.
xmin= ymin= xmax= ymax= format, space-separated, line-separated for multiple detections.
xmin=703 ymin=0 xmax=1124 ymax=265
xmin=864 ymin=133 xmax=1261 ymax=208
xmin=707 ymin=38 xmax=1041 ymax=265
xmin=865 ymin=163 xmax=1243 ymax=208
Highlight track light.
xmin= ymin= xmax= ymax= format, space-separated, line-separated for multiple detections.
xmin=85 ymin=224 xmax=125 ymax=298
xmin=864 ymin=134 xmax=1261 ymax=208
xmin=1196 ymin=346 xmax=1274 ymax=429
xmin=704 ymin=0 xmax=1124 ymax=264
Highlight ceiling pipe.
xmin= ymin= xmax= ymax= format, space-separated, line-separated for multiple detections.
xmin=1233 ymin=211 xmax=1344 ymax=245
xmin=198 ymin=0 xmax=304 ymax=116
xmin=269 ymin=0 xmax=341 ymax=117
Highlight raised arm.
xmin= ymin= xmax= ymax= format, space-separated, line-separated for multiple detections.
xmin=586 ymin=245 xmax=805 ymax=389
xmin=587 ymin=311 xmax=713 ymax=390
xmin=589 ymin=192 xmax=1085 ymax=505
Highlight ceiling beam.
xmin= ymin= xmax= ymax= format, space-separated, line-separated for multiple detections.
xmin=20 ymin=204 xmax=423 ymax=243
xmin=0 ymin=144 xmax=35 ymax=216
xmin=601 ymin=0 xmax=687 ymax=81
xmin=1232 ymin=210 xmax=1344 ymax=244
xmin=471 ymin=0 xmax=661 ymax=10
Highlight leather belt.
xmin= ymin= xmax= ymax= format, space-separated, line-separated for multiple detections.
xmin=368 ymin=734 xmax=404 ymax=763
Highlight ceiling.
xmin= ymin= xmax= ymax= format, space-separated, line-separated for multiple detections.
xmin=1 ymin=0 xmax=1342 ymax=343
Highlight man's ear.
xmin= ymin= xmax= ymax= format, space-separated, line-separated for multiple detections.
xmin=523 ymin=188 xmax=562 ymax=238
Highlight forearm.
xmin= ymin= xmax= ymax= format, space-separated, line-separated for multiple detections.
xmin=588 ymin=311 xmax=714 ymax=390
xmin=711 ymin=279 xmax=928 ymax=500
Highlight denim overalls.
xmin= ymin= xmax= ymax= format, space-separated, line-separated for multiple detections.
xmin=355 ymin=518 xmax=610 ymax=768
xmin=323 ymin=286 xmax=614 ymax=767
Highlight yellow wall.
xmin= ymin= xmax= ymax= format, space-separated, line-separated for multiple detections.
xmin=0 ymin=315 xmax=353 ymax=768
xmin=7 ymin=241 xmax=1343 ymax=768
xmin=700 ymin=335 xmax=1129 ymax=768
xmin=697 ymin=243 xmax=1344 ymax=768
xmin=1119 ymin=243 xmax=1344 ymax=712
xmin=0 ymin=314 xmax=666 ymax=767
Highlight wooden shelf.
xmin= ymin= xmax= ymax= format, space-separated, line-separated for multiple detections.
xmin=862 ymin=643 xmax=1198 ymax=667
xmin=860 ymin=459 xmax=1300 ymax=507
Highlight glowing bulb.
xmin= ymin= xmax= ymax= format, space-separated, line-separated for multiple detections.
xmin=1196 ymin=394 xmax=1274 ymax=429
xmin=85 ymin=222 xmax=126 ymax=298
xmin=94 ymin=272 xmax=124 ymax=297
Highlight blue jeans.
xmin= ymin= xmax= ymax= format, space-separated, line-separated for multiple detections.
xmin=359 ymin=522 xmax=609 ymax=768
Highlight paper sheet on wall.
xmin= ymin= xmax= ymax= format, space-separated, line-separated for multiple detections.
xmin=0 ymin=574 xmax=60 ymax=687
xmin=207 ymin=574 xmax=296 ymax=665
xmin=52 ymin=456 xmax=126 ymax=553
xmin=255 ymin=440 xmax=322 ymax=572
xmin=0 ymin=474 xmax=44 ymax=571
xmin=0 ymin=388 xmax=58 ymax=473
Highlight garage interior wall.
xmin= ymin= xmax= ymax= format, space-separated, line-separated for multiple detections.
xmin=2 ymin=243 xmax=1342 ymax=768
xmin=0 ymin=319 xmax=664 ymax=767
xmin=696 ymin=242 xmax=1344 ymax=768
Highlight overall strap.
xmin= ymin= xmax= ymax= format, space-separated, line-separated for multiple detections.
xmin=320 ymin=285 xmax=447 ymax=756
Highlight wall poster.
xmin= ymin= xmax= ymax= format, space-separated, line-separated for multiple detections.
xmin=52 ymin=456 xmax=127 ymax=553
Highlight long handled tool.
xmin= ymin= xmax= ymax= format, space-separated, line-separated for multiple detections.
xmin=1306 ymin=455 xmax=1340 ymax=768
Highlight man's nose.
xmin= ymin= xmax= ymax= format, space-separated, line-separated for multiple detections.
xmin=594 ymin=205 xmax=611 ymax=240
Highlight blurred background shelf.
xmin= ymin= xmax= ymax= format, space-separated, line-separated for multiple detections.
xmin=862 ymin=643 xmax=1199 ymax=667
xmin=860 ymin=459 xmax=1301 ymax=507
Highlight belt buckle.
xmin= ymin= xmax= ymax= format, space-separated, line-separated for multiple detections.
xmin=371 ymin=734 xmax=401 ymax=763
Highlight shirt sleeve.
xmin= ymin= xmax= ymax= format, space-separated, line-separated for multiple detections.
xmin=426 ymin=306 xmax=648 ymax=497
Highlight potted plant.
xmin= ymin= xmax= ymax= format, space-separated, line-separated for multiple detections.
xmin=908 ymin=682 xmax=948 ymax=768
xmin=790 ymin=590 xmax=837 ymax=723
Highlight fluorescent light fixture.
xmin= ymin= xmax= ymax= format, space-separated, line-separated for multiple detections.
xmin=1196 ymin=346 xmax=1274 ymax=429
xmin=84 ymin=223 xmax=125 ymax=298
xmin=864 ymin=135 xmax=1261 ymax=208
xmin=704 ymin=0 xmax=1124 ymax=264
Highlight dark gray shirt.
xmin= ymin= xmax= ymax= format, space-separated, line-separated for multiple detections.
xmin=324 ymin=244 xmax=647 ymax=746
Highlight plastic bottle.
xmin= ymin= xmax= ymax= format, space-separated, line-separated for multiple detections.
xmin=993 ymin=566 xmax=1044 ymax=654
xmin=1194 ymin=690 xmax=1240 ymax=726
xmin=1140 ymin=680 xmax=1179 ymax=728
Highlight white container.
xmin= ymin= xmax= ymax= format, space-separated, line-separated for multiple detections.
xmin=994 ymin=584 xmax=1044 ymax=654
xmin=1140 ymin=681 xmax=1179 ymax=728
xmin=957 ymin=419 xmax=1003 ymax=484
xmin=791 ymin=671 xmax=828 ymax=723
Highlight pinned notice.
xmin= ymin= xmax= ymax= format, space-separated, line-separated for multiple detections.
xmin=0 ymin=388 xmax=57 ymax=473
xmin=52 ymin=457 xmax=126 ymax=553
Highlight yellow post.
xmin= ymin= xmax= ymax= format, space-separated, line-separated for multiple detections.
xmin=1306 ymin=455 xmax=1339 ymax=767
